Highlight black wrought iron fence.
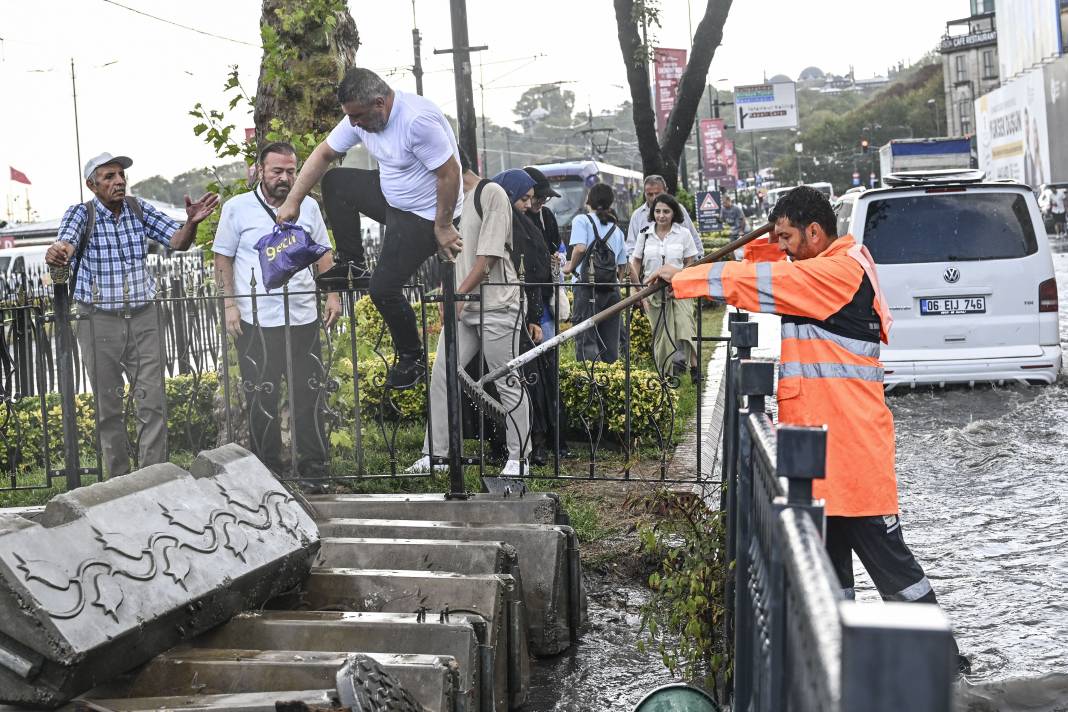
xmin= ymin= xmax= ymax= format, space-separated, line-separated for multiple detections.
xmin=0 ymin=251 xmax=726 ymax=493
xmin=720 ymin=327 xmax=956 ymax=711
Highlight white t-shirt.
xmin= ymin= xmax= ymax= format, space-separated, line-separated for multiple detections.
xmin=326 ymin=91 xmax=463 ymax=221
xmin=213 ymin=185 xmax=331 ymax=327
xmin=633 ymin=223 xmax=700 ymax=278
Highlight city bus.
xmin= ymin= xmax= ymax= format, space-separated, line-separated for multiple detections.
xmin=529 ymin=160 xmax=644 ymax=243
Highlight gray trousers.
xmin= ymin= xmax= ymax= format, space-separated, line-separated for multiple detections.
xmin=76 ymin=305 xmax=167 ymax=477
xmin=424 ymin=306 xmax=530 ymax=460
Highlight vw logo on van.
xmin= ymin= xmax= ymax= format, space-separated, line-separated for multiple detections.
xmin=943 ymin=267 xmax=961 ymax=284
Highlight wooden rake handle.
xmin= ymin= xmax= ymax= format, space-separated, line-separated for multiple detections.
xmin=476 ymin=222 xmax=773 ymax=387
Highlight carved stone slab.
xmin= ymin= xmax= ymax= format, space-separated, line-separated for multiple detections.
xmin=0 ymin=444 xmax=319 ymax=708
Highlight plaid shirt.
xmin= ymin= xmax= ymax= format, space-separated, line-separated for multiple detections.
xmin=57 ymin=197 xmax=182 ymax=310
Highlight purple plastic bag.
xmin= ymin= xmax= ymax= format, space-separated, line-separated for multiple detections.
xmin=254 ymin=223 xmax=329 ymax=291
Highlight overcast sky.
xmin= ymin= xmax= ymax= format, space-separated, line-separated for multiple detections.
xmin=0 ymin=0 xmax=953 ymax=219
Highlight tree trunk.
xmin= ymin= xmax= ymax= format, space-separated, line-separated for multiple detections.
xmin=253 ymin=0 xmax=360 ymax=148
xmin=614 ymin=0 xmax=733 ymax=192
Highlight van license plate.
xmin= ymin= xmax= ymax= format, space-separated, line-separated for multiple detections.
xmin=919 ymin=297 xmax=986 ymax=315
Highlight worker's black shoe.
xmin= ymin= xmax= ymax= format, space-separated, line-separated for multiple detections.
xmin=386 ymin=352 xmax=426 ymax=390
xmin=316 ymin=260 xmax=371 ymax=290
xmin=690 ymin=366 xmax=702 ymax=385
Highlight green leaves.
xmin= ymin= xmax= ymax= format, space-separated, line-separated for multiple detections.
xmin=636 ymin=490 xmax=731 ymax=698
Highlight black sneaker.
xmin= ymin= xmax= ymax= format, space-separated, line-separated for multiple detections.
xmin=386 ymin=353 xmax=426 ymax=390
xmin=956 ymin=653 xmax=972 ymax=678
xmin=316 ymin=260 xmax=371 ymax=290
xmin=690 ymin=366 xmax=702 ymax=384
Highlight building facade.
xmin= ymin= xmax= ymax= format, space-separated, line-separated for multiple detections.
xmin=939 ymin=0 xmax=999 ymax=137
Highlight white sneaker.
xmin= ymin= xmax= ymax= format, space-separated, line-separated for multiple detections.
xmin=500 ymin=459 xmax=526 ymax=476
xmin=407 ymin=456 xmax=447 ymax=474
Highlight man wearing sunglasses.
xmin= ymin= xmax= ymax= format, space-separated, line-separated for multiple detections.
xmin=46 ymin=152 xmax=219 ymax=479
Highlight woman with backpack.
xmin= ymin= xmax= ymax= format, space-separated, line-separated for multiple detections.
xmin=562 ymin=183 xmax=628 ymax=362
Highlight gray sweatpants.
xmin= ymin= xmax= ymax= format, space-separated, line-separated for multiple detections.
xmin=76 ymin=305 xmax=167 ymax=478
xmin=423 ymin=306 xmax=530 ymax=460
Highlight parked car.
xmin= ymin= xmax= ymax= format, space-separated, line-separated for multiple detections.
xmin=834 ymin=169 xmax=1061 ymax=389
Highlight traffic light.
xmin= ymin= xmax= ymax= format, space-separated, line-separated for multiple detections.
xmin=860 ymin=138 xmax=870 ymax=154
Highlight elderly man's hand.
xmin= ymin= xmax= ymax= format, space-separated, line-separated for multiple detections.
xmin=45 ymin=241 xmax=75 ymax=267
xmin=644 ymin=264 xmax=682 ymax=286
xmin=185 ymin=192 xmax=221 ymax=224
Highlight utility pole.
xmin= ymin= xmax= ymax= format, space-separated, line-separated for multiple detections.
xmin=435 ymin=0 xmax=485 ymax=171
xmin=71 ymin=58 xmax=84 ymax=201
xmin=411 ymin=1 xmax=424 ymax=95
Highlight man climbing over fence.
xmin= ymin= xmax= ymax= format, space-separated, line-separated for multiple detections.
xmin=650 ymin=185 xmax=969 ymax=674
xmin=276 ymin=67 xmax=463 ymax=391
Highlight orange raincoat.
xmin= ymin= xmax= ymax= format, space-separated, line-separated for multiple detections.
xmin=674 ymin=235 xmax=897 ymax=516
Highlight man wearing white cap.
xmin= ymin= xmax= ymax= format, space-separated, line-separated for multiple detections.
xmin=45 ymin=152 xmax=219 ymax=477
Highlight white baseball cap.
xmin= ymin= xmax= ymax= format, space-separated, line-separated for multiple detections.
xmin=83 ymin=152 xmax=133 ymax=181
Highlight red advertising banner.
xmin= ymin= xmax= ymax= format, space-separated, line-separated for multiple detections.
xmin=700 ymin=118 xmax=729 ymax=181
xmin=653 ymin=48 xmax=687 ymax=136
xmin=725 ymin=139 xmax=738 ymax=180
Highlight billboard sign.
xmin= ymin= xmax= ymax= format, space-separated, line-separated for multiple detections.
xmin=1044 ymin=54 xmax=1068 ymax=181
xmin=995 ymin=0 xmax=1060 ymax=80
xmin=975 ymin=69 xmax=1050 ymax=187
xmin=724 ymin=139 xmax=738 ymax=179
xmin=653 ymin=48 xmax=687 ymax=136
xmin=700 ymin=118 xmax=730 ymax=181
xmin=696 ymin=190 xmax=723 ymax=233
xmin=734 ymin=81 xmax=799 ymax=132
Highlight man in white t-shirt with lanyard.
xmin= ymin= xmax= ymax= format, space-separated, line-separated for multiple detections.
xmin=277 ymin=67 xmax=463 ymax=390
xmin=214 ymin=142 xmax=341 ymax=485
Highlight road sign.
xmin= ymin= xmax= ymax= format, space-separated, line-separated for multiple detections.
xmin=696 ymin=190 xmax=723 ymax=233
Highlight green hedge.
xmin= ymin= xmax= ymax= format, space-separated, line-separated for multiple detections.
xmin=1 ymin=373 xmax=219 ymax=473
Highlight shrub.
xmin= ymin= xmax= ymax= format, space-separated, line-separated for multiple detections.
xmin=1 ymin=373 xmax=219 ymax=473
xmin=559 ymin=359 xmax=677 ymax=448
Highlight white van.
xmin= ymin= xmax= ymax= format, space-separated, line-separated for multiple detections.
xmin=835 ymin=171 xmax=1061 ymax=388
xmin=0 ymin=245 xmax=51 ymax=285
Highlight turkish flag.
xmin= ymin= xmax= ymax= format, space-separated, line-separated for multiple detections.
xmin=9 ymin=167 xmax=30 ymax=185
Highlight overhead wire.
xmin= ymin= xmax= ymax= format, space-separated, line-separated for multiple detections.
xmin=98 ymin=0 xmax=259 ymax=47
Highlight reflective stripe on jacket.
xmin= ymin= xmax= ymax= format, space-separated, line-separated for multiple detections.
xmin=672 ymin=235 xmax=898 ymax=517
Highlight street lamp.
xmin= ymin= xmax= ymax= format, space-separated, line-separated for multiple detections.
xmin=927 ymin=98 xmax=942 ymax=136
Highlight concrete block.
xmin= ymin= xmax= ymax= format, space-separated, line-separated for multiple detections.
xmin=92 ymin=647 xmax=457 ymax=712
xmin=305 ymin=493 xmax=561 ymax=525
xmin=317 ymin=519 xmax=581 ymax=657
xmin=191 ymin=611 xmax=489 ymax=712
xmin=70 ymin=690 xmax=339 ymax=711
xmin=277 ymin=569 xmax=527 ymax=711
xmin=316 ymin=537 xmax=518 ymax=578
xmin=0 ymin=444 xmax=319 ymax=709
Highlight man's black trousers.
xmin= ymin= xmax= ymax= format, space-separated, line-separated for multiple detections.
xmin=321 ymin=167 xmax=438 ymax=356
xmin=236 ymin=320 xmax=327 ymax=475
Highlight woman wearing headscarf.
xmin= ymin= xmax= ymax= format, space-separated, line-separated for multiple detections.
xmin=490 ymin=168 xmax=562 ymax=465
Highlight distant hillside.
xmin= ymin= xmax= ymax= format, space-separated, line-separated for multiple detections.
xmin=132 ymin=162 xmax=247 ymax=206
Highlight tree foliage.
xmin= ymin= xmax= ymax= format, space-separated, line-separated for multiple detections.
xmin=614 ymin=0 xmax=733 ymax=192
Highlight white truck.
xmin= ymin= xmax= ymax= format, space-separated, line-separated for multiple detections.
xmin=878 ymin=138 xmax=972 ymax=184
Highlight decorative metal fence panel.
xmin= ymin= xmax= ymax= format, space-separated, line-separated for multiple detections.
xmin=0 ymin=252 xmax=725 ymax=492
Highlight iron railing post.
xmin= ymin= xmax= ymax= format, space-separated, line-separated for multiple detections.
xmin=731 ymin=358 xmax=775 ymax=711
xmin=439 ymin=258 xmax=467 ymax=499
xmin=721 ymin=312 xmax=752 ymax=512
xmin=48 ymin=265 xmax=81 ymax=491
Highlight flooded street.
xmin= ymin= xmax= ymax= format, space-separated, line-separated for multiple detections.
xmin=890 ymin=244 xmax=1068 ymax=709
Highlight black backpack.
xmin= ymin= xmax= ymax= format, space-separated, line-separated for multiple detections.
xmin=579 ymin=214 xmax=619 ymax=289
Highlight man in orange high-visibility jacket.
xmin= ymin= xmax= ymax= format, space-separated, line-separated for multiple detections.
xmin=650 ymin=186 xmax=967 ymax=673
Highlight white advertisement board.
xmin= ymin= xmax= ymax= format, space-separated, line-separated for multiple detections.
xmin=975 ymin=69 xmax=1051 ymax=188
xmin=995 ymin=0 xmax=1061 ymax=79
xmin=734 ymin=81 xmax=799 ymax=132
